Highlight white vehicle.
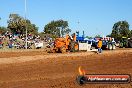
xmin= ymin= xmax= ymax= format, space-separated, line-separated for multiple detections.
xmin=79 ymin=42 xmax=93 ymax=52
xmin=35 ymin=41 xmax=44 ymax=49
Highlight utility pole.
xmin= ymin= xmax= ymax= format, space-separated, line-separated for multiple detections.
xmin=25 ymin=0 xmax=27 ymax=49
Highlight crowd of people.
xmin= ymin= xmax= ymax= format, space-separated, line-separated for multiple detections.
xmin=0 ymin=31 xmax=44 ymax=49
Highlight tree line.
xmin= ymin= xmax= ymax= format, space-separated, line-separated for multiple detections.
xmin=0 ymin=13 xmax=132 ymax=40
xmin=0 ymin=14 xmax=38 ymax=36
xmin=111 ymin=21 xmax=132 ymax=41
xmin=0 ymin=13 xmax=71 ymax=39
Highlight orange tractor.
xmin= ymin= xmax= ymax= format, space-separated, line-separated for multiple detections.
xmin=50 ymin=33 xmax=79 ymax=53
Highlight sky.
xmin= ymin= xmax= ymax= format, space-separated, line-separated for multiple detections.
xmin=0 ymin=0 xmax=132 ymax=37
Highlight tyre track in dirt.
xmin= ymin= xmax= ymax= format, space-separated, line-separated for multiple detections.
xmin=0 ymin=49 xmax=132 ymax=88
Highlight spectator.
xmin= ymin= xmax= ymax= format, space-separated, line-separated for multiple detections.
xmin=0 ymin=37 xmax=3 ymax=48
xmin=8 ymin=39 xmax=13 ymax=48
xmin=97 ymin=38 xmax=102 ymax=53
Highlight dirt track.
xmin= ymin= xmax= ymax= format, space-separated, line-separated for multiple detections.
xmin=0 ymin=49 xmax=132 ymax=88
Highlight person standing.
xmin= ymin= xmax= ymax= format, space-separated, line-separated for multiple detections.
xmin=0 ymin=37 xmax=3 ymax=48
xmin=97 ymin=38 xmax=102 ymax=53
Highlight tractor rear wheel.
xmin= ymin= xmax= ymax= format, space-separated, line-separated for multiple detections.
xmin=119 ymin=43 xmax=123 ymax=48
xmin=70 ymin=41 xmax=75 ymax=52
xmin=128 ymin=41 xmax=132 ymax=48
xmin=60 ymin=46 xmax=66 ymax=53
xmin=70 ymin=41 xmax=79 ymax=52
xmin=52 ymin=49 xmax=56 ymax=53
xmin=74 ymin=42 xmax=79 ymax=52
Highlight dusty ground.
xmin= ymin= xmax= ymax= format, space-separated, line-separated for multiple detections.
xmin=0 ymin=49 xmax=132 ymax=88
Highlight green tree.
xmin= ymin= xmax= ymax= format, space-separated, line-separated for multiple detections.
xmin=44 ymin=20 xmax=71 ymax=38
xmin=0 ymin=27 xmax=9 ymax=35
xmin=27 ymin=22 xmax=38 ymax=35
xmin=95 ymin=34 xmax=101 ymax=38
xmin=0 ymin=18 xmax=9 ymax=35
xmin=111 ymin=21 xmax=130 ymax=41
xmin=106 ymin=34 xmax=111 ymax=37
xmin=128 ymin=30 xmax=132 ymax=38
xmin=86 ymin=36 xmax=92 ymax=39
xmin=7 ymin=14 xmax=38 ymax=35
